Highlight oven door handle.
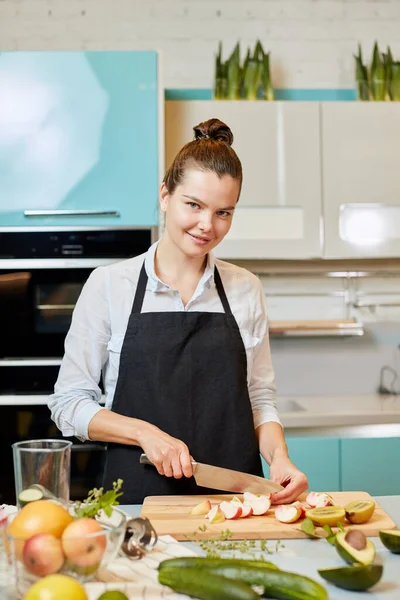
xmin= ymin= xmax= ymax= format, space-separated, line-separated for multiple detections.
xmin=0 ymin=359 xmax=63 ymax=366
xmin=24 ymin=209 xmax=120 ymax=217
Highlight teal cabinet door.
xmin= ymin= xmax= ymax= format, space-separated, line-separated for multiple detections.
xmin=261 ymin=437 xmax=340 ymax=492
xmin=0 ymin=51 xmax=159 ymax=228
xmin=341 ymin=437 xmax=400 ymax=496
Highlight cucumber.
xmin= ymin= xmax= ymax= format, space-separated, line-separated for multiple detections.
xmin=158 ymin=556 xmax=279 ymax=571
xmin=198 ymin=565 xmax=328 ymax=600
xmin=18 ymin=486 xmax=44 ymax=507
xmin=160 ymin=561 xmax=327 ymax=600
xmin=158 ymin=567 xmax=259 ymax=600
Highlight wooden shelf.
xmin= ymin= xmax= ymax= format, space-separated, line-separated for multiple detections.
xmin=269 ymin=319 xmax=364 ymax=338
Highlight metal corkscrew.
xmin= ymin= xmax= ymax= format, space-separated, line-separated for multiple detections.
xmin=121 ymin=517 xmax=158 ymax=560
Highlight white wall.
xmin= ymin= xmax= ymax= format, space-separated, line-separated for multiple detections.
xmin=1 ymin=0 xmax=400 ymax=90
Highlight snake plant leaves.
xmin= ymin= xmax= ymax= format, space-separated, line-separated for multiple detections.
xmin=370 ymin=41 xmax=386 ymax=101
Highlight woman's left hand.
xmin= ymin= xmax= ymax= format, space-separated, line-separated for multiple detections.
xmin=268 ymin=458 xmax=308 ymax=505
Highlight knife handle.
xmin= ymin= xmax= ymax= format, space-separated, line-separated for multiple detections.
xmin=140 ymin=453 xmax=196 ymax=466
xmin=140 ymin=453 xmax=154 ymax=466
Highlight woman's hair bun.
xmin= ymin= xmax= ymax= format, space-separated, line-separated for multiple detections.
xmin=193 ymin=118 xmax=234 ymax=146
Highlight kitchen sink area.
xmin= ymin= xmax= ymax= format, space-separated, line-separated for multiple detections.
xmin=276 ymin=394 xmax=400 ymax=433
xmin=276 ymin=399 xmax=306 ymax=412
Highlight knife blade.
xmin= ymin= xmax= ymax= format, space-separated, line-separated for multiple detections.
xmin=139 ymin=454 xmax=283 ymax=495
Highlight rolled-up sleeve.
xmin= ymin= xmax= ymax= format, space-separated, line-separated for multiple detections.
xmin=248 ymin=278 xmax=281 ymax=429
xmin=48 ymin=267 xmax=111 ymax=441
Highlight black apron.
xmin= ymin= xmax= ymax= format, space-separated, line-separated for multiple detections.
xmin=103 ymin=261 xmax=263 ymax=503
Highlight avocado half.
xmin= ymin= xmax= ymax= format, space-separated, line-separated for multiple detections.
xmin=335 ymin=531 xmax=375 ymax=565
xmin=379 ymin=529 xmax=400 ymax=554
xmin=318 ymin=564 xmax=383 ymax=591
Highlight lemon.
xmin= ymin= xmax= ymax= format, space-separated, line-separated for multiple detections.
xmin=24 ymin=574 xmax=88 ymax=600
xmin=97 ymin=592 xmax=129 ymax=600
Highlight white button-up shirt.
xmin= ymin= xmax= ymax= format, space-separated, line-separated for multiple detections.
xmin=48 ymin=241 xmax=280 ymax=441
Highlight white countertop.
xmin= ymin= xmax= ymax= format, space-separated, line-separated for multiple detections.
xmin=278 ymin=393 xmax=400 ymax=431
xmin=120 ymin=496 xmax=400 ymax=600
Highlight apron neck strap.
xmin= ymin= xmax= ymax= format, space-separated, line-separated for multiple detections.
xmin=213 ymin=266 xmax=232 ymax=315
xmin=131 ymin=262 xmax=148 ymax=314
xmin=131 ymin=262 xmax=232 ymax=315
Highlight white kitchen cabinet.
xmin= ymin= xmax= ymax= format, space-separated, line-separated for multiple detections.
xmin=322 ymin=103 xmax=400 ymax=259
xmin=165 ymin=101 xmax=323 ymax=259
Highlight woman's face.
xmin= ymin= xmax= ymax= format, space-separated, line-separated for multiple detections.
xmin=160 ymin=168 xmax=240 ymax=258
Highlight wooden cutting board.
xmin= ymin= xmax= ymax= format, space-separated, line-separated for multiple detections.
xmin=141 ymin=491 xmax=397 ymax=540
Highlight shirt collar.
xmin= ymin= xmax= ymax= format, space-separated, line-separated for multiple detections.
xmin=144 ymin=240 xmax=215 ymax=293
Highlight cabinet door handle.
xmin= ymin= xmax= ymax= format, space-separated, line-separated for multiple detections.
xmin=24 ymin=209 xmax=120 ymax=217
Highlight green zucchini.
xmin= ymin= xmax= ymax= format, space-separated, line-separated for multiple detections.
xmin=158 ymin=567 xmax=259 ymax=600
xmin=158 ymin=556 xmax=279 ymax=571
xmin=203 ymin=565 xmax=327 ymax=600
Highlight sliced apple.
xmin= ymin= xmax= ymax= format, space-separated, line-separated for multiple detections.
xmin=189 ymin=500 xmax=212 ymax=515
xmin=293 ymin=501 xmax=307 ymax=518
xmin=231 ymin=496 xmax=243 ymax=505
xmin=306 ymin=491 xmax=334 ymax=508
xmin=315 ymin=493 xmax=334 ymax=508
xmin=207 ymin=505 xmax=226 ymax=524
xmin=239 ymin=504 xmax=253 ymax=518
xmin=229 ymin=497 xmax=253 ymax=518
xmin=275 ymin=504 xmax=302 ymax=524
xmin=219 ymin=501 xmax=242 ymax=520
xmin=243 ymin=492 xmax=271 ymax=516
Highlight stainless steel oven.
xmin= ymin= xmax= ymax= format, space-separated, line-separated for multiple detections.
xmin=0 ymin=227 xmax=156 ymax=503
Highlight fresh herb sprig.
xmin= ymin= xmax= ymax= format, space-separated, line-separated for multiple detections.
xmin=185 ymin=526 xmax=284 ymax=559
xmin=301 ymin=518 xmax=347 ymax=544
xmin=74 ymin=479 xmax=124 ymax=519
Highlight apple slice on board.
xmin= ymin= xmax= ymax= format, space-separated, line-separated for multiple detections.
xmin=243 ymin=492 xmax=271 ymax=516
xmin=275 ymin=504 xmax=302 ymax=524
xmin=189 ymin=500 xmax=212 ymax=515
xmin=219 ymin=501 xmax=242 ymax=520
xmin=206 ymin=505 xmax=226 ymax=524
xmin=306 ymin=491 xmax=334 ymax=508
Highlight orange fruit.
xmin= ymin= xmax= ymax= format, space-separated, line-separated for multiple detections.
xmin=8 ymin=500 xmax=74 ymax=541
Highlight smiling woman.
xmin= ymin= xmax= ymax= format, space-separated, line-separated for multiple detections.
xmin=48 ymin=118 xmax=308 ymax=504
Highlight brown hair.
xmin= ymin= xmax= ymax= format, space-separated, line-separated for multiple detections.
xmin=163 ymin=118 xmax=243 ymax=199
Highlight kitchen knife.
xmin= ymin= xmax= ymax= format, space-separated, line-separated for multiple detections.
xmin=139 ymin=454 xmax=284 ymax=495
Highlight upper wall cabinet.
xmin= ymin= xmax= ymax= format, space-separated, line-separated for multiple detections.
xmin=166 ymin=101 xmax=322 ymax=259
xmin=0 ymin=51 xmax=161 ymax=229
xmin=322 ymin=103 xmax=400 ymax=259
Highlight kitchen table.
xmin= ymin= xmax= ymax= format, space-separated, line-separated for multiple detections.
xmin=121 ymin=495 xmax=400 ymax=599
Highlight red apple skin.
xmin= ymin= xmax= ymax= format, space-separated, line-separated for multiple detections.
xmin=61 ymin=518 xmax=107 ymax=568
xmin=219 ymin=501 xmax=242 ymax=520
xmin=22 ymin=533 xmax=64 ymax=577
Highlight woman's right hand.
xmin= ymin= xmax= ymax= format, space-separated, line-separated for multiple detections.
xmin=137 ymin=422 xmax=194 ymax=479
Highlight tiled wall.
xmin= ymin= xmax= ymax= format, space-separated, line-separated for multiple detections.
xmin=1 ymin=0 xmax=400 ymax=90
